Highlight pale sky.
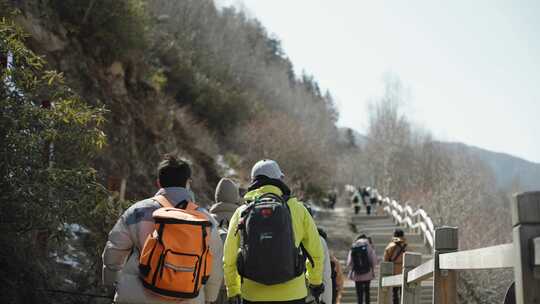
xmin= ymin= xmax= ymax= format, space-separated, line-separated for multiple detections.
xmin=219 ymin=0 xmax=540 ymax=163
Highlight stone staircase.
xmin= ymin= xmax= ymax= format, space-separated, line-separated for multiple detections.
xmin=315 ymin=207 xmax=433 ymax=304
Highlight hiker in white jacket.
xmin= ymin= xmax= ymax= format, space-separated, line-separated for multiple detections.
xmin=102 ymin=155 xmax=223 ymax=304
xmin=304 ymin=204 xmax=333 ymax=304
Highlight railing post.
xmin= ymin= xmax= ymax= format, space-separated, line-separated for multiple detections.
xmin=533 ymin=237 xmax=540 ymax=279
xmin=378 ymin=261 xmax=393 ymax=304
xmin=401 ymin=252 xmax=422 ymax=304
xmin=512 ymin=191 xmax=540 ymax=303
xmin=433 ymin=226 xmax=458 ymax=304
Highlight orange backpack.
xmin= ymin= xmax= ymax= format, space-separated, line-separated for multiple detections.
xmin=139 ymin=195 xmax=213 ymax=299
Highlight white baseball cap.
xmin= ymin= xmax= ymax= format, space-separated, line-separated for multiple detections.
xmin=250 ymin=159 xmax=285 ymax=180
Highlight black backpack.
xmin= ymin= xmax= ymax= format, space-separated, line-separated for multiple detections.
xmin=351 ymin=243 xmax=371 ymax=274
xmin=236 ymin=193 xmax=306 ymax=285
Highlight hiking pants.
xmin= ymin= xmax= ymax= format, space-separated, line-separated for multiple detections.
xmin=332 ymin=281 xmax=338 ymax=304
xmin=392 ymin=287 xmax=401 ymax=304
xmin=244 ymin=298 xmax=306 ymax=304
xmin=354 ymin=281 xmax=370 ymax=304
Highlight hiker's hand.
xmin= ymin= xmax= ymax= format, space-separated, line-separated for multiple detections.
xmin=309 ymin=284 xmax=325 ymax=299
xmin=228 ymin=295 xmax=242 ymax=304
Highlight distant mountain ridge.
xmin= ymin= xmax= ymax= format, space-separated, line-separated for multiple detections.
xmin=442 ymin=142 xmax=540 ymax=192
xmin=338 ymin=127 xmax=540 ymax=191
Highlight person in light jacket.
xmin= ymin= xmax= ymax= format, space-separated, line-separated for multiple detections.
xmin=347 ymin=234 xmax=378 ymax=304
xmin=210 ymin=178 xmax=240 ymax=304
xmin=210 ymin=178 xmax=240 ymax=228
xmin=317 ymin=229 xmax=333 ymax=304
xmin=304 ymin=225 xmax=332 ymax=304
xmin=384 ymin=229 xmax=407 ymax=304
xmin=102 ymin=155 xmax=223 ymax=304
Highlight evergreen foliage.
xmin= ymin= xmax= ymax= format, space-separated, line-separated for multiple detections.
xmin=0 ymin=6 xmax=112 ymax=303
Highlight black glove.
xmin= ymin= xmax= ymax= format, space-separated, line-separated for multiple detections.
xmin=228 ymin=295 xmax=242 ymax=304
xmin=309 ymin=284 xmax=325 ymax=301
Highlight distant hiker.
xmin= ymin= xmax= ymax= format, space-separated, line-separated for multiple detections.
xmin=360 ymin=187 xmax=371 ymax=215
xmin=329 ymin=253 xmax=344 ymax=304
xmin=368 ymin=189 xmax=379 ymax=216
xmin=375 ymin=196 xmax=385 ymax=216
xmin=364 ymin=198 xmax=371 ymax=215
xmin=360 ymin=187 xmax=370 ymax=204
xmin=352 ymin=192 xmax=361 ymax=215
xmin=210 ymin=178 xmax=240 ymax=229
xmin=327 ymin=188 xmax=337 ymax=210
xmin=223 ymin=159 xmax=325 ymax=304
xmin=210 ymin=178 xmax=241 ymax=304
xmin=383 ymin=229 xmax=408 ymax=304
xmin=102 ymin=155 xmax=223 ymax=304
xmin=347 ymin=234 xmax=378 ymax=304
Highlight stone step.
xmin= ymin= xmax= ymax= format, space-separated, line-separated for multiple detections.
xmin=342 ymin=284 xmax=433 ymax=291
xmin=349 ymin=215 xmax=392 ymax=221
xmin=340 ymin=285 xmax=433 ymax=304
xmin=350 ymin=226 xmax=406 ymax=234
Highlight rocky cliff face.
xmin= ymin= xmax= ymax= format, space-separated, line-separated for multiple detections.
xmin=15 ymin=9 xmax=223 ymax=204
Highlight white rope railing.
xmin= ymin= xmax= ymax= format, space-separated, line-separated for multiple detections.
xmin=383 ymin=198 xmax=435 ymax=250
xmin=377 ymin=192 xmax=540 ymax=304
xmin=344 ymin=185 xmax=436 ymax=250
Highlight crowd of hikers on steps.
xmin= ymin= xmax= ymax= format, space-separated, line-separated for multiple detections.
xmin=350 ymin=186 xmax=385 ymax=216
xmin=102 ymin=155 xmax=409 ymax=304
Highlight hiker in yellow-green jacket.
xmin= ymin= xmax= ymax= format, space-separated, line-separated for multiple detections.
xmin=223 ymin=159 xmax=325 ymax=304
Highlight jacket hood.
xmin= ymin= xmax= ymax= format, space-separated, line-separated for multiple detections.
xmin=214 ymin=178 xmax=239 ymax=205
xmin=247 ymin=175 xmax=291 ymax=197
xmin=209 ymin=201 xmax=239 ymax=214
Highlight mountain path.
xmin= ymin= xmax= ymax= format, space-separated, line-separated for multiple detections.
xmin=314 ymin=204 xmax=433 ymax=304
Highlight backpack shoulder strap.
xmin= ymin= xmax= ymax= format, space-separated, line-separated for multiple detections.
xmin=390 ymin=243 xmax=406 ymax=262
xmin=184 ymin=201 xmax=198 ymax=211
xmin=283 ymin=194 xmax=291 ymax=203
xmin=154 ymin=195 xmax=174 ymax=208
